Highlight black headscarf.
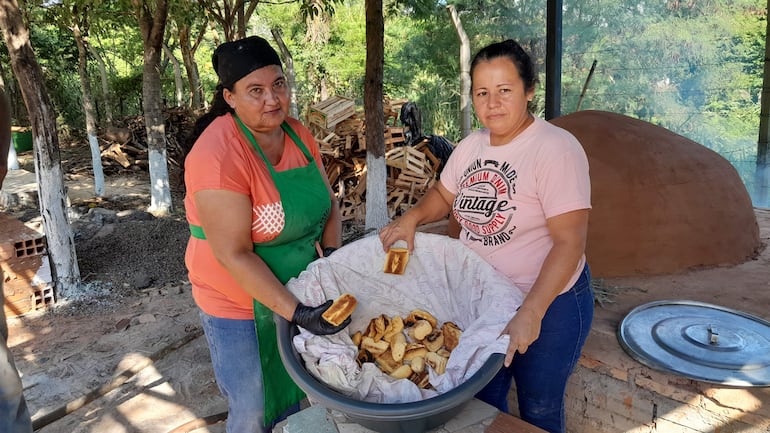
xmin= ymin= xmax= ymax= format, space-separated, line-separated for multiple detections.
xmin=212 ymin=36 xmax=282 ymax=89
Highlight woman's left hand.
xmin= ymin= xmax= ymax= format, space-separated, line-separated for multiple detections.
xmin=500 ymin=307 xmax=542 ymax=367
xmin=379 ymin=216 xmax=418 ymax=252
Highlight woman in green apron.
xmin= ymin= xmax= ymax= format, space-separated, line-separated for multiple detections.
xmin=182 ymin=36 xmax=350 ymax=433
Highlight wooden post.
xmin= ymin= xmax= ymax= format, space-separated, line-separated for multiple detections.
xmin=364 ymin=0 xmax=389 ymax=230
xmin=576 ymin=60 xmax=597 ymax=112
xmin=757 ymin=2 xmax=770 ymax=207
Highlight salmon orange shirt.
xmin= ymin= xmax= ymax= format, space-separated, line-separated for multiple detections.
xmin=184 ymin=114 xmax=324 ymax=319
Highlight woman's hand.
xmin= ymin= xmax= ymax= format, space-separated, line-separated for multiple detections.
xmin=378 ymin=216 xmax=419 ymax=252
xmin=379 ymin=184 xmax=455 ymax=252
xmin=292 ymin=301 xmax=351 ymax=335
xmin=500 ymin=307 xmax=543 ymax=367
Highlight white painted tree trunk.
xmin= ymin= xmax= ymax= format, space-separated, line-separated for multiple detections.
xmin=365 ymin=153 xmax=390 ymax=230
xmin=148 ymin=147 xmax=172 ymax=215
xmin=1 ymin=1 xmax=81 ymax=296
xmin=74 ymin=21 xmax=105 ymax=197
xmin=33 ymin=135 xmax=81 ymax=297
xmin=88 ymin=134 xmax=105 ymax=197
xmin=134 ymin=0 xmax=172 ymax=216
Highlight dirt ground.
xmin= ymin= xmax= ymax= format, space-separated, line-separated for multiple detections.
xmin=3 ymin=143 xmax=770 ymax=433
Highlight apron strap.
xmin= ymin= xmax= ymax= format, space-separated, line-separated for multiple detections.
xmin=189 ymin=224 xmax=205 ymax=239
xmin=233 ymin=116 xmax=316 ymax=172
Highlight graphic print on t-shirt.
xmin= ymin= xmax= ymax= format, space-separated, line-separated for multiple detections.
xmin=453 ymin=158 xmax=517 ymax=246
xmin=252 ymin=202 xmax=285 ymax=236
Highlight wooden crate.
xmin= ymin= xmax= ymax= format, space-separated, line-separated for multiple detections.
xmin=384 ymin=126 xmax=406 ymax=147
xmin=385 ymin=146 xmax=428 ymax=175
xmin=307 ymin=96 xmax=356 ymax=130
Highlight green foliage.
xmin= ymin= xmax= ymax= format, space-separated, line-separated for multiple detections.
xmin=6 ymin=0 xmax=766 ymax=203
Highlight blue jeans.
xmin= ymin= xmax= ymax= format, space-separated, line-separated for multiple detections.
xmin=199 ymin=310 xmax=299 ymax=433
xmin=0 ymin=280 xmax=33 ymax=433
xmin=475 ymin=264 xmax=594 ymax=433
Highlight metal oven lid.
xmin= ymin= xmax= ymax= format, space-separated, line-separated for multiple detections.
xmin=617 ymin=300 xmax=770 ymax=387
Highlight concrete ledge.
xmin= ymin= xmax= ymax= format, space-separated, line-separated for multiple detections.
xmin=276 ymin=398 xmax=506 ymax=433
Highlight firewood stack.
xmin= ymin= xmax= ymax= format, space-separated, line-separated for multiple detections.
xmin=309 ymin=96 xmax=450 ymax=222
xmin=98 ymin=107 xmax=195 ymax=174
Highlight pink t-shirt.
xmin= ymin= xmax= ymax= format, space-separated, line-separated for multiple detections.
xmin=441 ymin=116 xmax=591 ymax=294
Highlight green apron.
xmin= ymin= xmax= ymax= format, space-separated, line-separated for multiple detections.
xmin=190 ymin=116 xmax=331 ymax=425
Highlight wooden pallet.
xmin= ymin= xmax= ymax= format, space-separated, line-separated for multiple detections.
xmin=307 ymin=96 xmax=356 ymax=130
xmin=385 ymin=145 xmax=428 ymax=175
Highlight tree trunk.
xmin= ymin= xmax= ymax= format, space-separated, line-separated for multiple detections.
xmin=447 ymin=5 xmax=471 ymax=139
xmin=73 ymin=16 xmax=105 ymax=197
xmin=364 ymin=0 xmax=388 ymax=230
xmin=133 ymin=0 xmax=172 ymax=215
xmin=179 ymin=23 xmax=204 ymax=109
xmin=162 ymin=43 xmax=184 ymax=107
xmin=204 ymin=0 xmax=258 ymax=42
xmin=271 ymin=28 xmax=298 ymax=119
xmin=88 ymin=44 xmax=113 ymax=126
xmin=0 ymin=0 xmax=80 ymax=295
xmin=236 ymin=2 xmax=245 ymax=39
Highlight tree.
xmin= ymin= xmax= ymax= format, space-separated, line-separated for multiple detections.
xmin=88 ymin=44 xmax=113 ymax=125
xmin=364 ymin=0 xmax=388 ymax=230
xmin=131 ymin=0 xmax=173 ymax=215
xmin=447 ymin=4 xmax=470 ymax=139
xmin=272 ymin=27 xmax=299 ymax=118
xmin=203 ymin=0 xmax=259 ymax=41
xmin=68 ymin=1 xmax=106 ymax=197
xmin=163 ymin=41 xmax=184 ymax=107
xmin=170 ymin=0 xmax=206 ymax=109
xmin=0 ymin=0 xmax=81 ymax=295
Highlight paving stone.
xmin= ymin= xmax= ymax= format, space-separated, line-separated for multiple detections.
xmin=282 ymin=405 xmax=339 ymax=433
xmin=281 ymin=398 xmax=503 ymax=433
xmin=442 ymin=399 xmax=498 ymax=432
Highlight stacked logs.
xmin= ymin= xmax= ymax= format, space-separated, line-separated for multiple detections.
xmin=98 ymin=107 xmax=195 ymax=174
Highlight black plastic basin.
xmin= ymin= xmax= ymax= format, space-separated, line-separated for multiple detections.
xmin=275 ymin=315 xmax=504 ymax=433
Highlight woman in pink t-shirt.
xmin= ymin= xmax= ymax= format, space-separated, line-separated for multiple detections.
xmin=379 ymin=40 xmax=593 ymax=433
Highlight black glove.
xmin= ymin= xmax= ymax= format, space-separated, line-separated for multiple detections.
xmin=292 ymin=300 xmax=351 ymax=335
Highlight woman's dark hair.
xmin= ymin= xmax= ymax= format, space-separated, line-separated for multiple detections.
xmin=470 ymin=39 xmax=537 ymax=92
xmin=188 ymin=84 xmax=233 ymax=148
xmin=179 ymin=84 xmax=234 ymax=190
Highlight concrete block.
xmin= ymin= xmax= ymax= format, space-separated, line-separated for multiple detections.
xmin=335 ymin=421 xmax=378 ymax=433
xmin=442 ymin=398 xmax=498 ymax=432
xmin=283 ymin=405 xmax=339 ymax=433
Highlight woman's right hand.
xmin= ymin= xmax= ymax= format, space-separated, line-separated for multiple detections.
xmin=378 ymin=215 xmax=418 ymax=252
xmin=292 ymin=301 xmax=351 ymax=335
